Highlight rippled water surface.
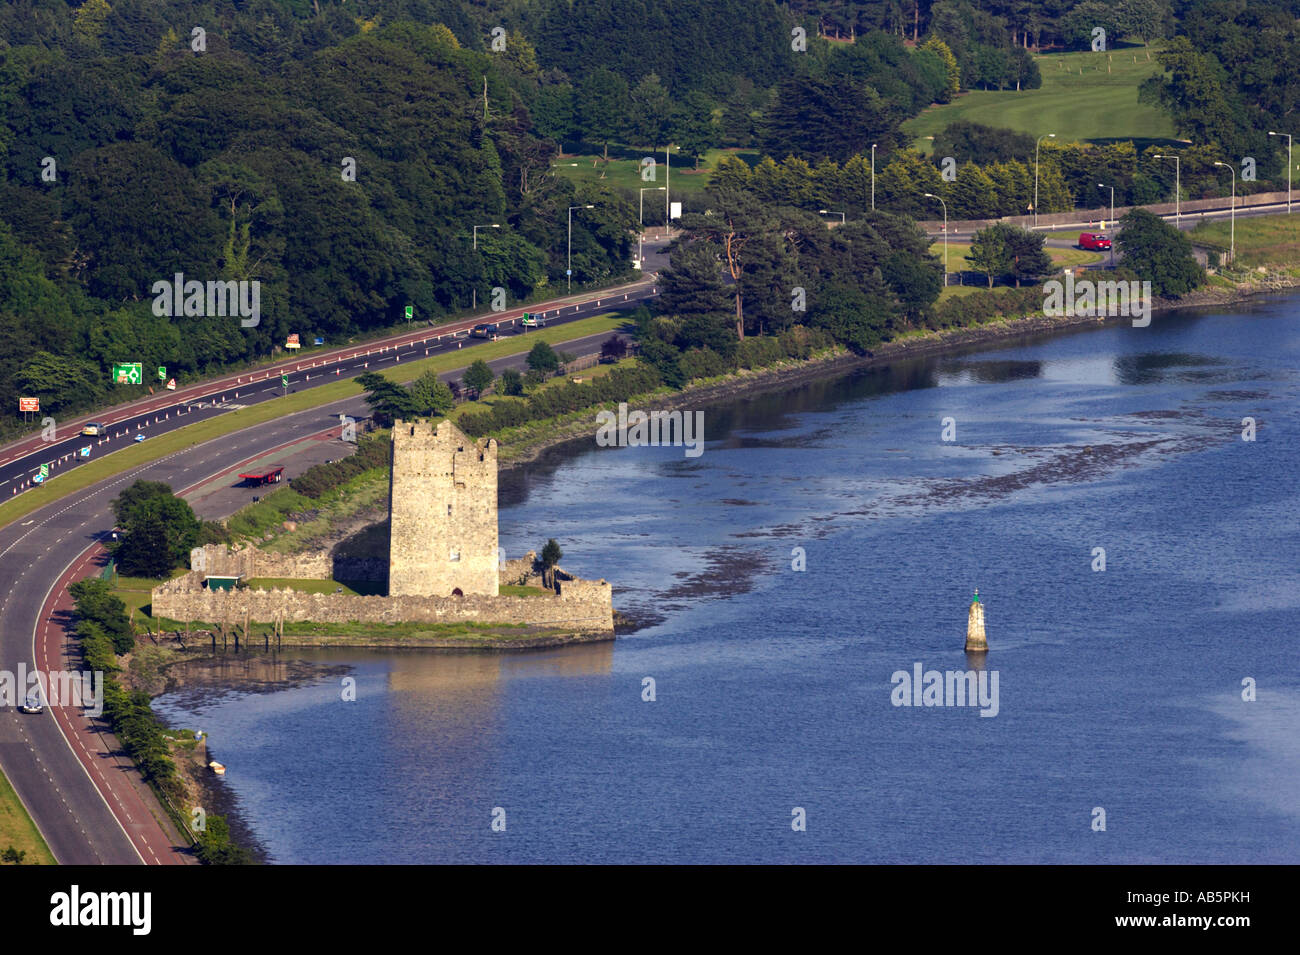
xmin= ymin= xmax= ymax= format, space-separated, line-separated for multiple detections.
xmin=154 ymin=301 xmax=1300 ymax=863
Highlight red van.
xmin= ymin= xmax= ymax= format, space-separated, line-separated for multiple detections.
xmin=1078 ymin=232 xmax=1111 ymax=251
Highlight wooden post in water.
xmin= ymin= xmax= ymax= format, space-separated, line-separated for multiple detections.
xmin=965 ymin=589 xmax=987 ymax=651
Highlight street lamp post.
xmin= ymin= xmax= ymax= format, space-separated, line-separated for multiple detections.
xmin=472 ymin=223 xmax=500 ymax=311
xmin=923 ymin=192 xmax=948 ymax=286
xmin=1212 ymin=162 xmax=1238 ymax=264
xmin=1152 ymin=154 xmax=1181 ymax=229
xmin=1269 ymin=131 xmax=1293 ymax=214
xmin=871 ymin=143 xmax=877 ymax=211
xmin=1034 ymin=133 xmax=1056 ymax=228
xmin=819 ymin=209 xmax=846 ymax=225
xmin=1097 ymin=183 xmax=1115 ymax=265
xmin=567 ymin=204 xmax=594 ymax=292
xmin=639 ymin=186 xmax=666 ymax=266
xmin=665 ymin=145 xmax=671 ymax=231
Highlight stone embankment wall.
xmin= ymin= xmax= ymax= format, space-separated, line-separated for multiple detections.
xmin=159 ymin=546 xmax=613 ymax=632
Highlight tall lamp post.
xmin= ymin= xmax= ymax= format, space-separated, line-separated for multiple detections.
xmin=871 ymin=143 xmax=877 ymax=211
xmin=923 ymin=192 xmax=948 ymax=286
xmin=1269 ymin=131 xmax=1293 ymax=214
xmin=567 ymin=204 xmax=594 ymax=292
xmin=1034 ymin=133 xmax=1056 ymax=228
xmin=819 ymin=209 xmax=846 ymax=225
xmin=1151 ymin=154 xmax=1181 ymax=229
xmin=1097 ymin=183 xmax=1115 ymax=265
xmin=1212 ymin=161 xmax=1238 ymax=264
xmin=639 ymin=186 xmax=666 ymax=267
xmin=472 ymin=223 xmax=499 ymax=311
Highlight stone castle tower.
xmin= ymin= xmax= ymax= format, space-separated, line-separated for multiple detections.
xmin=388 ymin=419 xmax=499 ymax=597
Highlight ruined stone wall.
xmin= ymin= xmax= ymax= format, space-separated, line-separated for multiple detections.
xmin=152 ymin=579 xmax=614 ymax=632
xmin=186 ymin=543 xmax=332 ymax=580
xmin=388 ymin=418 xmax=499 ymax=597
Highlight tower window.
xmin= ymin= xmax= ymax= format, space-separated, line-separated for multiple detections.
xmin=447 ymin=504 xmax=452 ymax=516
xmin=449 ymin=549 xmax=460 ymax=562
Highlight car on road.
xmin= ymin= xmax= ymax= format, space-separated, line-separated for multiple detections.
xmin=1078 ymin=232 xmax=1112 ymax=251
xmin=133 ymin=433 xmax=146 ymax=442
xmin=471 ymin=323 xmax=501 ymax=339
xmin=20 ymin=693 xmax=44 ymax=714
xmin=521 ymin=313 xmax=546 ymax=329
xmin=80 ymin=422 xmax=106 ymax=436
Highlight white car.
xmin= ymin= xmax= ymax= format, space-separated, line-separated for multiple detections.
xmin=19 ymin=694 xmax=43 ymax=714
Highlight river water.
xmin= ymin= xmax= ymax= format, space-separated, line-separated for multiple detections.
xmin=154 ymin=301 xmax=1300 ymax=863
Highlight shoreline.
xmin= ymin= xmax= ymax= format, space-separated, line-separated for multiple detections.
xmin=497 ymin=273 xmax=1300 ymax=473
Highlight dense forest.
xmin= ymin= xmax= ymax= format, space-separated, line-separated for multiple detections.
xmin=0 ymin=0 xmax=1296 ymax=424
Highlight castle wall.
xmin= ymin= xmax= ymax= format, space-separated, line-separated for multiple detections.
xmin=152 ymin=578 xmax=614 ymax=632
xmin=388 ymin=419 xmax=499 ymax=597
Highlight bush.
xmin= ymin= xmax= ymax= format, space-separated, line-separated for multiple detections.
xmin=679 ymin=347 xmax=732 ymax=381
xmin=500 ymin=368 xmax=524 ymax=396
xmin=290 ymin=434 xmax=389 ymax=499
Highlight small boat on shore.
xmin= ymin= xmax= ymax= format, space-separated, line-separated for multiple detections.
xmin=208 ymin=761 xmax=226 ymax=775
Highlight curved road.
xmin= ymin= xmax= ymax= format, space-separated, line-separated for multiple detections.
xmin=0 ymin=267 xmax=663 ymax=864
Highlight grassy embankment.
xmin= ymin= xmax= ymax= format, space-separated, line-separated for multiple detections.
xmin=903 ymin=47 xmax=1176 ymax=151
xmin=0 ymin=314 xmax=628 ymax=533
xmin=1189 ymin=214 xmax=1300 ymax=272
xmin=0 ymin=770 xmax=56 ymax=865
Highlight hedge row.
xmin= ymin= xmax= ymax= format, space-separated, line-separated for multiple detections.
xmin=457 ymin=363 xmax=664 ymax=438
xmin=68 ymin=579 xmax=253 ymax=863
xmin=290 ymin=433 xmax=389 ymax=499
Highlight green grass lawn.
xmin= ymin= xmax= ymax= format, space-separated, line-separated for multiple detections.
xmin=500 ymin=584 xmax=551 ymax=597
xmin=0 ymin=768 xmax=56 ymax=865
xmin=0 ymin=313 xmax=629 ymax=533
xmin=244 ymin=577 xmax=384 ymax=595
xmin=904 ymin=47 xmax=1176 ymax=152
xmin=1189 ymin=213 xmax=1300 ymax=267
xmin=550 ymin=147 xmax=757 ymax=202
xmin=935 ymin=241 xmax=1103 ymax=271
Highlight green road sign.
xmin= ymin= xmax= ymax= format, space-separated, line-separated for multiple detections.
xmin=158 ymin=366 xmax=166 ymax=380
xmin=405 ymin=305 xmax=413 ymax=321
xmin=281 ymin=373 xmax=288 ymax=388
xmin=39 ymin=464 xmax=48 ymax=479
xmin=112 ymin=362 xmax=143 ymax=385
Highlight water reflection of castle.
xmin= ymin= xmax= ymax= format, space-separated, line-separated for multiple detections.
xmin=386 ymin=643 xmax=614 ymax=700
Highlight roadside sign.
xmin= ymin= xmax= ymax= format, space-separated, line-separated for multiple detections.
xmin=32 ymin=473 xmax=44 ymax=484
xmin=314 ymin=336 xmax=324 ymax=346
xmin=112 ymin=363 xmax=143 ymax=385
xmin=79 ymin=446 xmax=91 ymax=458
xmin=18 ymin=397 xmax=38 ymax=412
xmin=286 ymin=334 xmax=301 ymax=349
xmin=281 ymin=373 xmax=288 ymax=388
xmin=670 ymin=201 xmax=682 ymax=219
xmin=405 ymin=305 xmax=413 ymax=321
xmin=158 ymin=366 xmax=167 ymax=380
xmin=166 ymin=378 xmax=176 ymax=391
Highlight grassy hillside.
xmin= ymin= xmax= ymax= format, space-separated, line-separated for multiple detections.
xmin=904 ymin=48 xmax=1177 ymax=152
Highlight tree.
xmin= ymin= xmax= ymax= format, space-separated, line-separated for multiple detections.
xmin=629 ymin=73 xmax=672 ymax=150
xmin=1115 ymin=208 xmax=1204 ymax=297
xmin=111 ymin=480 xmax=201 ymax=578
xmin=600 ymin=335 xmax=628 ymax=363
xmin=969 ymin=224 xmax=1016 ymax=287
xmin=656 ymin=240 xmax=731 ymax=321
xmin=526 ymin=340 xmax=560 ymax=376
xmin=500 ymin=368 xmax=524 ymax=396
xmin=408 ymin=370 xmax=454 ymax=417
xmin=357 ymin=371 xmax=419 ymax=426
xmin=1003 ymin=228 xmax=1054 ymax=287
xmin=463 ymin=359 xmax=494 ymax=398
xmin=576 ymin=68 xmax=630 ymax=163
xmin=540 ymin=538 xmax=563 ymax=588
xmin=921 ymin=36 xmax=960 ymax=101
